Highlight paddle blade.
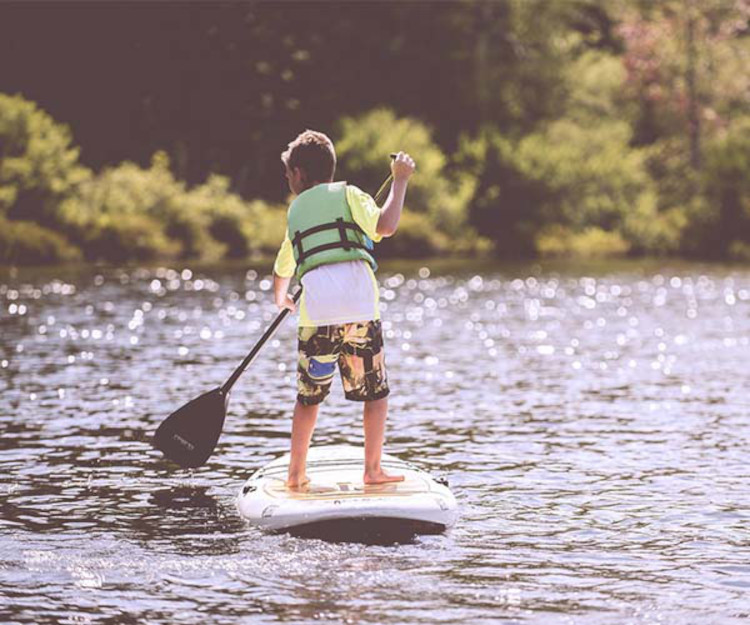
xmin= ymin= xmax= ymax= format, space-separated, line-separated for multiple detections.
xmin=153 ymin=387 xmax=228 ymax=469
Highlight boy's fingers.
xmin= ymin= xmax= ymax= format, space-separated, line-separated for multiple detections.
xmin=390 ymin=151 xmax=416 ymax=177
xmin=277 ymin=298 xmax=296 ymax=313
xmin=399 ymin=154 xmax=415 ymax=170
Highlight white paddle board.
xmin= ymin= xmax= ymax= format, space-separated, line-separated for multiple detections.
xmin=237 ymin=445 xmax=457 ymax=539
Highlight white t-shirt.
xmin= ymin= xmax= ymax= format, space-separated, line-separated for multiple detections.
xmin=300 ymin=260 xmax=380 ymax=326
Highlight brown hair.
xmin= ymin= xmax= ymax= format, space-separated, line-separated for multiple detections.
xmin=281 ymin=130 xmax=336 ymax=184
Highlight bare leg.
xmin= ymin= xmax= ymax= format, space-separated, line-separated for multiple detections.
xmin=287 ymin=400 xmax=319 ymax=488
xmin=363 ymin=397 xmax=404 ymax=484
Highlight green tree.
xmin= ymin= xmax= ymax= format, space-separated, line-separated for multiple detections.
xmin=335 ymin=109 xmax=482 ymax=256
xmin=617 ymin=0 xmax=750 ymax=160
xmin=460 ymin=130 xmax=547 ymax=258
xmin=683 ymin=116 xmax=750 ymax=258
xmin=60 ymin=152 xmax=211 ymax=262
xmin=59 ymin=151 xmax=286 ymax=262
xmin=0 ymin=93 xmax=90 ymax=226
xmin=616 ymin=1 xmax=750 ymax=257
xmin=463 ymin=47 xmax=666 ymax=258
xmin=182 ymin=174 xmax=287 ymax=258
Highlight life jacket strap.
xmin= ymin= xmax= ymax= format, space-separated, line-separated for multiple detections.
xmin=292 ymin=218 xmax=367 ymax=264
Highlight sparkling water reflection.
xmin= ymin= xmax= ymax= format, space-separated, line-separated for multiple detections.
xmin=1 ymin=260 xmax=749 ymax=624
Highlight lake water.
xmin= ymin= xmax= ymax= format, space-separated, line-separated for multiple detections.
xmin=1 ymin=259 xmax=749 ymax=624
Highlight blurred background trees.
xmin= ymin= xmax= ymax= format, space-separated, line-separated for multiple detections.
xmin=1 ymin=0 xmax=749 ymax=265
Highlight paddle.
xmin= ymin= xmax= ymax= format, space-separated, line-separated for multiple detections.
xmin=153 ymin=154 xmax=399 ymax=469
xmin=374 ymin=153 xmax=399 ymax=204
xmin=153 ymin=288 xmax=303 ymax=468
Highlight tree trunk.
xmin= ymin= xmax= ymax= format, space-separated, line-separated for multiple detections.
xmin=685 ymin=0 xmax=701 ymax=169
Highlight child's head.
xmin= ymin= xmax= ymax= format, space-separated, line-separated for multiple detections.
xmin=281 ymin=130 xmax=336 ymax=194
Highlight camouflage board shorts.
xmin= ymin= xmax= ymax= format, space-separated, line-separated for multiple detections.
xmin=297 ymin=320 xmax=389 ymax=405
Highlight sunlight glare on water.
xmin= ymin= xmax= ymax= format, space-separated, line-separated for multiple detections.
xmin=1 ymin=260 xmax=749 ymax=624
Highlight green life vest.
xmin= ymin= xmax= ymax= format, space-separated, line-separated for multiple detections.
xmin=287 ymin=181 xmax=377 ymax=279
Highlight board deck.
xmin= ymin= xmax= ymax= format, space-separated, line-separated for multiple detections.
xmin=261 ymin=472 xmax=433 ymax=501
xmin=237 ymin=445 xmax=458 ymax=539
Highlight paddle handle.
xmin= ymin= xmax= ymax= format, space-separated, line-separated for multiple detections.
xmin=220 ymin=288 xmax=302 ymax=395
xmin=373 ymin=153 xmax=399 ymax=205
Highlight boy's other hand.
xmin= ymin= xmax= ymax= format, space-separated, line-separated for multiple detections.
xmin=277 ymin=293 xmax=297 ymax=314
xmin=391 ymin=152 xmax=416 ymax=182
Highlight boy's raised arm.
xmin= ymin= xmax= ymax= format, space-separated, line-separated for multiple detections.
xmin=376 ymin=152 xmax=415 ymax=238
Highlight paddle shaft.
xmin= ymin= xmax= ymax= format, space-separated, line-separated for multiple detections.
xmin=220 ymin=288 xmax=303 ymax=395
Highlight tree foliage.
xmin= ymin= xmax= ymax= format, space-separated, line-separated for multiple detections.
xmin=1 ymin=1 xmax=750 ymax=264
xmin=0 ymin=217 xmax=82 ymax=265
xmin=0 ymin=93 xmax=90 ymax=226
xmin=693 ymin=116 xmax=750 ymax=258
xmin=58 ymin=151 xmax=285 ymax=263
xmin=336 ymin=109 xmax=476 ymax=236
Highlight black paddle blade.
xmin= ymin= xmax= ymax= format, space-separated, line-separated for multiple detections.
xmin=152 ymin=387 xmax=228 ymax=469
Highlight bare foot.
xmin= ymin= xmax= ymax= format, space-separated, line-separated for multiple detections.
xmin=286 ymin=475 xmax=310 ymax=490
xmin=364 ymin=469 xmax=405 ymax=485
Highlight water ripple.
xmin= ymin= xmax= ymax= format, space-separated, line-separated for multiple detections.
xmin=1 ymin=260 xmax=749 ymax=624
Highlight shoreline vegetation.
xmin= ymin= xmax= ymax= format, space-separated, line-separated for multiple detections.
xmin=2 ymin=3 xmax=750 ymax=268
xmin=3 ymin=254 xmax=749 ymax=277
xmin=1 ymin=91 xmax=749 ymax=268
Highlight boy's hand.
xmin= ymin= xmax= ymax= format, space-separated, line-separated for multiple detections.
xmin=391 ymin=152 xmax=416 ymax=183
xmin=277 ymin=293 xmax=297 ymax=314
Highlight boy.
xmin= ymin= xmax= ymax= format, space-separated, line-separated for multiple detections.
xmin=272 ymin=129 xmax=415 ymax=488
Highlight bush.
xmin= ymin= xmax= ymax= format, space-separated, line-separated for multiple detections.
xmin=622 ymin=189 xmax=687 ymax=255
xmin=0 ymin=217 xmax=82 ymax=265
xmin=244 ymin=200 xmax=288 ymax=254
xmin=58 ymin=153 xmax=290 ymax=262
xmin=0 ymin=93 xmax=90 ymax=226
xmin=335 ymin=108 xmax=476 ymax=235
xmin=728 ymin=240 xmax=750 ymax=261
xmin=60 ymin=152 xmax=223 ymax=261
xmin=84 ymin=213 xmax=179 ymax=263
xmin=184 ymin=175 xmax=287 ymax=257
xmin=521 ymin=119 xmax=654 ymax=230
xmin=462 ymin=117 xmax=658 ymax=257
xmin=536 ymin=225 xmax=630 ymax=257
xmin=375 ymin=212 xmax=452 ymax=258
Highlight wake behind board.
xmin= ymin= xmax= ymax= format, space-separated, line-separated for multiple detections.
xmin=237 ymin=446 xmax=457 ymax=541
